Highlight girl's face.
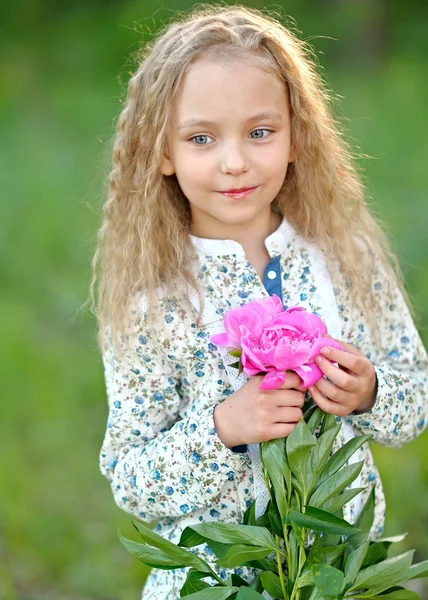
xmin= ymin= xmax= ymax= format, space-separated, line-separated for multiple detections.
xmin=161 ymin=56 xmax=295 ymax=239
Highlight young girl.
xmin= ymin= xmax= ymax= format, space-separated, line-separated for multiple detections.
xmin=91 ymin=5 xmax=428 ymax=599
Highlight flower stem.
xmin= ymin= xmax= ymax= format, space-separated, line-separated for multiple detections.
xmin=289 ymin=534 xmax=306 ymax=600
xmin=262 ymin=469 xmax=289 ymax=599
xmin=275 ymin=534 xmax=289 ymax=600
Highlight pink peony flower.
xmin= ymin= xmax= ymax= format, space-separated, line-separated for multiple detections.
xmin=210 ymin=295 xmax=342 ymax=390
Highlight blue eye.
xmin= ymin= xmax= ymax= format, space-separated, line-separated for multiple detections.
xmin=191 ymin=135 xmax=213 ymax=145
xmin=250 ymin=129 xmax=271 ymax=139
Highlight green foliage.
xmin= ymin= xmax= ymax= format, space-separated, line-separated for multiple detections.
xmin=120 ymin=414 xmax=428 ymax=598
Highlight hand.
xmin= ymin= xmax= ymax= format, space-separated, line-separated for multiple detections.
xmin=308 ymin=335 xmax=378 ymax=417
xmin=213 ymin=371 xmax=307 ymax=448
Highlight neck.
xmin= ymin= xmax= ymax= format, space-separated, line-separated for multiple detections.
xmin=190 ymin=209 xmax=283 ymax=252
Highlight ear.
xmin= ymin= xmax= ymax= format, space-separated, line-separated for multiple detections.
xmin=160 ymin=146 xmax=175 ymax=176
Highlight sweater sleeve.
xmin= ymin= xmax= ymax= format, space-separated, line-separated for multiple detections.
xmin=344 ymin=252 xmax=428 ymax=448
xmin=99 ymin=296 xmax=247 ymax=521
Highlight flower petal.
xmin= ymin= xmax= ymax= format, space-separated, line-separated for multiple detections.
xmin=310 ymin=337 xmax=343 ymax=359
xmin=259 ymin=370 xmax=286 ymax=390
xmin=209 ymin=333 xmax=230 ymax=346
xmin=274 ymin=340 xmax=311 ymax=370
xmin=294 ymin=364 xmax=324 ymax=387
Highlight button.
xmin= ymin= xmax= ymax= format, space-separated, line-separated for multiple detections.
xmin=267 ymin=270 xmax=277 ymax=280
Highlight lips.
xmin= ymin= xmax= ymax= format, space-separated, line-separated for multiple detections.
xmin=218 ymin=186 xmax=258 ymax=199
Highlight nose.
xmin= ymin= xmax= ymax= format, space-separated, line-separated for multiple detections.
xmin=219 ymin=140 xmax=249 ymax=175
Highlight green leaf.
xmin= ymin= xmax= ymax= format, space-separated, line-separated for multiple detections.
xmin=308 ymin=424 xmax=341 ymax=494
xmin=180 ymin=588 xmax=239 ymax=600
xmin=346 ymin=486 xmax=376 ymax=554
xmin=287 ymin=506 xmax=358 ymax=536
xmin=375 ymin=533 xmax=408 ymax=543
xmin=323 ymin=544 xmax=348 ymax=566
xmin=307 ymin=534 xmax=325 ymax=566
xmin=296 ymin=569 xmax=315 ymax=589
xmin=344 ymin=540 xmax=369 ymax=584
xmin=306 ymin=406 xmax=324 ymax=433
xmin=268 ymin=497 xmax=283 ymax=538
xmin=318 ymin=434 xmax=372 ymax=486
xmin=206 ymin=541 xmax=234 ymax=559
xmin=181 ymin=583 xmax=211 ymax=596
xmin=228 ymin=350 xmax=242 ymax=358
xmin=243 ymin=500 xmax=257 ymax=526
xmin=320 ymin=533 xmax=342 ymax=547
xmin=119 ymin=532 xmax=188 ymax=569
xmin=248 ymin=573 xmax=263 ymax=592
xmin=320 ymin=412 xmax=338 ymax=435
xmin=305 ymin=588 xmax=323 ymax=600
xmin=407 ymin=559 xmax=428 ymax=579
xmin=297 ymin=535 xmax=332 ymax=588
xmin=179 ymin=527 xmax=207 ymax=548
xmin=260 ymin=571 xmax=284 ymax=598
xmin=185 ymin=523 xmax=278 ymax=551
xmin=235 ymin=587 xmax=266 ymax=599
xmin=242 ymin=557 xmax=278 ymax=574
xmin=180 ymin=570 xmax=212 ymax=596
xmin=289 ymin=527 xmax=299 ymax=581
xmin=361 ymin=541 xmax=389 ymax=569
xmin=255 ymin=513 xmax=271 ymax=529
xmin=321 ymin=487 xmax=365 ymax=515
xmin=351 ymin=590 xmax=419 ymax=599
xmin=309 ymin=461 xmax=364 ymax=508
xmin=229 ymin=574 xmax=250 ymax=587
xmin=132 ymin=521 xmax=212 ymax=573
xmin=312 ymin=564 xmax=345 ymax=598
xmin=215 ymin=544 xmax=272 ymax=569
xmin=230 ymin=361 xmax=240 ymax=369
xmin=286 ymin=419 xmax=317 ymax=495
xmin=261 ymin=438 xmax=290 ymax=520
xmin=347 ymin=550 xmax=415 ymax=593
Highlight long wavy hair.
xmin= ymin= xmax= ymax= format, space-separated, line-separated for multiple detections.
xmin=89 ymin=3 xmax=412 ymax=355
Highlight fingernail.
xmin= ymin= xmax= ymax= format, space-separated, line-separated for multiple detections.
xmin=314 ymin=355 xmax=322 ymax=364
xmin=321 ymin=347 xmax=330 ymax=356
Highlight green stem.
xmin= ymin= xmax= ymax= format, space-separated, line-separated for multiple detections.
xmin=262 ymin=469 xmax=289 ymax=599
xmin=275 ymin=534 xmax=289 ymax=600
xmin=289 ymin=535 xmax=307 ymax=600
xmin=283 ymin=524 xmax=291 ymax=577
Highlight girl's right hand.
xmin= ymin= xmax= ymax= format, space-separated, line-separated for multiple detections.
xmin=213 ymin=372 xmax=307 ymax=448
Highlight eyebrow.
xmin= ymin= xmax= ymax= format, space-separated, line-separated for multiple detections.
xmin=177 ymin=110 xmax=284 ymax=131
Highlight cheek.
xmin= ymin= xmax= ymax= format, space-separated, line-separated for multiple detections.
xmin=256 ymin=151 xmax=290 ymax=182
xmin=176 ymin=153 xmax=213 ymax=187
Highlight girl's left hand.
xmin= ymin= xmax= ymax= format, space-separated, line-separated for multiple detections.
xmin=308 ymin=335 xmax=378 ymax=417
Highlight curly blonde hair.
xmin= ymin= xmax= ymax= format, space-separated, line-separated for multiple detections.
xmin=89 ymin=3 xmax=411 ymax=355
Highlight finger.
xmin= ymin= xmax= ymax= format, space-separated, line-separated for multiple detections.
xmin=319 ymin=346 xmax=368 ymax=376
xmin=276 ymin=390 xmax=305 ymax=408
xmin=314 ymin=355 xmax=359 ymax=392
xmin=308 ymin=384 xmax=349 ymax=417
xmin=313 ymin=375 xmax=349 ymax=403
xmin=275 ymin=406 xmax=303 ymax=423
xmin=323 ymin=334 xmax=365 ymax=357
xmin=277 ymin=371 xmax=306 ymax=391
xmin=271 ymin=422 xmax=299 ymax=440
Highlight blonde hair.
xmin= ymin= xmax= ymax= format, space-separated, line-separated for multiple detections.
xmin=89 ymin=3 xmax=412 ymax=355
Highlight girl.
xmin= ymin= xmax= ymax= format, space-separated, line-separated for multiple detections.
xmin=91 ymin=5 xmax=428 ymax=599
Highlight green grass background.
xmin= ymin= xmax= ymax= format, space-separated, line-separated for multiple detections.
xmin=1 ymin=1 xmax=428 ymax=598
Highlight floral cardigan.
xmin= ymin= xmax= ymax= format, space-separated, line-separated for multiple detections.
xmin=99 ymin=216 xmax=428 ymax=599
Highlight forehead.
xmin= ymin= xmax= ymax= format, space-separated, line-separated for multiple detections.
xmin=172 ymin=57 xmax=289 ymax=126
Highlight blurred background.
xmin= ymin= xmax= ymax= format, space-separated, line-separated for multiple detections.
xmin=1 ymin=0 xmax=428 ymax=598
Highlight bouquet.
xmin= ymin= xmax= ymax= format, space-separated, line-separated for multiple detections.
xmin=119 ymin=296 xmax=428 ymax=599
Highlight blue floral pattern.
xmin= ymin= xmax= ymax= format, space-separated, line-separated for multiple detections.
xmin=99 ymin=216 xmax=428 ymax=599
